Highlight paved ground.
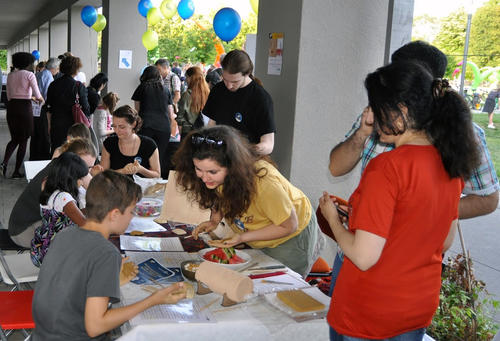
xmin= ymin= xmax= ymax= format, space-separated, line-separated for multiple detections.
xmin=1 ymin=107 xmax=499 ymax=339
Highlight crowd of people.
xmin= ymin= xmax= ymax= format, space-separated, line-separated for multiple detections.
xmin=2 ymin=40 xmax=499 ymax=341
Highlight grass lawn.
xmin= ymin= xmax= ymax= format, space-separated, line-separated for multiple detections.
xmin=472 ymin=112 xmax=500 ymax=179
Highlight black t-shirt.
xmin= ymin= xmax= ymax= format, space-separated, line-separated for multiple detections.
xmin=203 ymin=80 xmax=275 ymax=144
xmin=131 ymin=82 xmax=172 ymax=132
xmin=103 ymin=135 xmax=157 ymax=176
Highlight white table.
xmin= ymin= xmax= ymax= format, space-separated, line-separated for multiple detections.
xmin=117 ymin=250 xmax=330 ymax=341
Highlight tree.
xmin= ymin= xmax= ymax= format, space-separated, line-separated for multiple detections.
xmin=0 ymin=50 xmax=6 ymax=71
xmin=469 ymin=0 xmax=500 ymax=68
xmin=412 ymin=14 xmax=440 ymax=43
xmin=433 ymin=7 xmax=467 ymax=56
xmin=147 ymin=12 xmax=257 ymax=66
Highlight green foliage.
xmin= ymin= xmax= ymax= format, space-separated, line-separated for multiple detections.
xmin=147 ymin=12 xmax=257 ymax=65
xmin=469 ymin=0 xmax=500 ymax=68
xmin=0 ymin=50 xmax=6 ymax=71
xmin=412 ymin=14 xmax=441 ymax=43
xmin=473 ymin=113 xmax=500 ymax=180
xmin=433 ymin=7 xmax=467 ymax=55
xmin=428 ymin=253 xmax=499 ymax=340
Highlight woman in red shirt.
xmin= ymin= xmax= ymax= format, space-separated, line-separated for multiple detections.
xmin=319 ymin=61 xmax=479 ymax=340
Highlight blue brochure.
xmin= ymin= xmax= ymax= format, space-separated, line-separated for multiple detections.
xmin=131 ymin=258 xmax=183 ymax=285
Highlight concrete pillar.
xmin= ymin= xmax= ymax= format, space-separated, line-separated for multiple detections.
xmin=7 ymin=48 xmax=12 ymax=71
xmin=23 ymin=37 xmax=30 ymax=52
xmin=384 ymin=0 xmax=414 ymax=64
xmin=30 ymin=32 xmax=38 ymax=54
xmin=38 ymin=26 xmax=50 ymax=60
xmin=68 ymin=5 xmax=98 ymax=82
xmin=255 ymin=0 xmax=390 ymax=201
xmin=49 ymin=19 xmax=68 ymax=57
xmin=102 ymin=0 xmax=147 ymax=106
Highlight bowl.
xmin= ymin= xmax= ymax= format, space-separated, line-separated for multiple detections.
xmin=134 ymin=198 xmax=163 ymax=217
xmin=180 ymin=260 xmax=203 ymax=281
xmin=198 ymin=247 xmax=251 ymax=270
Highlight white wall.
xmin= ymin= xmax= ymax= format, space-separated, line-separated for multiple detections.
xmin=69 ymin=5 xmax=98 ymax=82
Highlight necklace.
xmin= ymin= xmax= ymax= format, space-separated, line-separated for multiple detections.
xmin=119 ymin=134 xmax=139 ymax=156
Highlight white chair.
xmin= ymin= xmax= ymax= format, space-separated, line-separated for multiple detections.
xmin=23 ymin=160 xmax=51 ymax=183
xmin=0 ymin=249 xmax=39 ymax=291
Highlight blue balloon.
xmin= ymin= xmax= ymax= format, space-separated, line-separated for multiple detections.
xmin=213 ymin=8 xmax=242 ymax=42
xmin=138 ymin=0 xmax=153 ymax=18
xmin=32 ymin=50 xmax=40 ymax=60
xmin=81 ymin=6 xmax=97 ymax=27
xmin=177 ymin=0 xmax=195 ymax=20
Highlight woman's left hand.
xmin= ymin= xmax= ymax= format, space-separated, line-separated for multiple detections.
xmin=208 ymin=234 xmax=244 ymax=248
xmin=319 ymin=191 xmax=340 ymax=224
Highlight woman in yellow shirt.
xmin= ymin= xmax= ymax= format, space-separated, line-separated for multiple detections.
xmin=174 ymin=126 xmax=320 ymax=277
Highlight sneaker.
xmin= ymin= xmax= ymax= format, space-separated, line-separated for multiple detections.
xmin=487 ymin=124 xmax=496 ymax=129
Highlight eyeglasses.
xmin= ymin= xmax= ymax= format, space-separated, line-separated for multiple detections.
xmin=191 ymin=135 xmax=225 ymax=147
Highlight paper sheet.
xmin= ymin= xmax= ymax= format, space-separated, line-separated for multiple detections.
xmin=125 ymin=216 xmax=166 ymax=233
xmin=120 ymin=235 xmax=184 ymax=252
xmin=126 ymin=298 xmax=213 ymax=325
xmin=125 ymin=251 xmax=199 ymax=267
xmin=252 ymin=274 xmax=310 ymax=295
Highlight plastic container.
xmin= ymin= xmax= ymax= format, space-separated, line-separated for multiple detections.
xmin=134 ymin=198 xmax=163 ymax=217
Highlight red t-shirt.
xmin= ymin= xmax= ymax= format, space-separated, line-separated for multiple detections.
xmin=328 ymin=145 xmax=463 ymax=338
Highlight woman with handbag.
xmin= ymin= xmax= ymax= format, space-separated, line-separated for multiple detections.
xmin=46 ymin=56 xmax=90 ymax=152
xmin=176 ymin=66 xmax=210 ymax=139
xmin=1 ymin=52 xmax=44 ymax=178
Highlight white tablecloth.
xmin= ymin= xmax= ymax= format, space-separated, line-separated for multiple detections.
xmin=117 ymin=250 xmax=330 ymax=341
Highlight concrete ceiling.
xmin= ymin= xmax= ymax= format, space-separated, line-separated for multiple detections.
xmin=0 ymin=0 xmax=101 ymax=48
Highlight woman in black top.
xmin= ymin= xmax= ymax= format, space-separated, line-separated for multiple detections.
xmin=87 ymin=72 xmax=108 ymax=115
xmin=132 ymin=65 xmax=174 ymax=178
xmin=46 ymin=56 xmax=90 ymax=152
xmin=101 ymin=105 xmax=160 ymax=178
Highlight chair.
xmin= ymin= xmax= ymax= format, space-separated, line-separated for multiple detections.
xmin=0 ymin=249 xmax=39 ymax=291
xmin=0 ymin=290 xmax=35 ymax=341
xmin=23 ymin=160 xmax=51 ymax=183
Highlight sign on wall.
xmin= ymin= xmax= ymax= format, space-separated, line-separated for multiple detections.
xmin=267 ymin=32 xmax=283 ymax=75
xmin=119 ymin=50 xmax=133 ymax=69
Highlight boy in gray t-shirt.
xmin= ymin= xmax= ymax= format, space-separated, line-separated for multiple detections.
xmin=32 ymin=170 xmax=188 ymax=341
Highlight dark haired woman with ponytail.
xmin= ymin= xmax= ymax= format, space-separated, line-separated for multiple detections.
xmin=319 ymin=61 xmax=479 ymax=339
xmin=202 ymin=49 xmax=276 ymax=155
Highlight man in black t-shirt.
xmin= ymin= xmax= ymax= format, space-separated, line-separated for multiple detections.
xmin=203 ymin=50 xmax=275 ymax=155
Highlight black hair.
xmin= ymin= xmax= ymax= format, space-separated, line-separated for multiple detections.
xmin=365 ymin=61 xmax=479 ymax=179
xmin=155 ymin=58 xmax=170 ymax=68
xmin=391 ymin=40 xmax=447 ymax=79
xmin=205 ymin=70 xmax=222 ymax=88
xmin=140 ymin=65 xmax=162 ymax=83
xmin=89 ymin=72 xmax=108 ymax=90
xmin=85 ymin=170 xmax=142 ymax=222
xmin=12 ymin=52 xmax=35 ymax=70
xmin=40 ymin=152 xmax=89 ymax=206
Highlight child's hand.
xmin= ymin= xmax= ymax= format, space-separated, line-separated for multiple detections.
xmin=319 ymin=191 xmax=340 ymax=224
xmin=119 ymin=257 xmax=138 ymax=286
xmin=152 ymin=282 xmax=187 ymax=305
xmin=193 ymin=220 xmax=218 ymax=240
xmin=90 ymin=164 xmax=104 ymax=177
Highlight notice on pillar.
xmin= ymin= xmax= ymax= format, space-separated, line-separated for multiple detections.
xmin=267 ymin=33 xmax=283 ymax=76
xmin=119 ymin=50 xmax=133 ymax=69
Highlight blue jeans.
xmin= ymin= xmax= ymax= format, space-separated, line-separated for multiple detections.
xmin=328 ymin=252 xmax=344 ymax=296
xmin=329 ymin=326 xmax=426 ymax=341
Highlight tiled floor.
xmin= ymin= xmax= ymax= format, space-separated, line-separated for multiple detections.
xmin=1 ymin=107 xmax=500 ymax=338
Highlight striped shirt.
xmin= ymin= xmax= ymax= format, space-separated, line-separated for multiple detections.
xmin=345 ymin=114 xmax=499 ymax=196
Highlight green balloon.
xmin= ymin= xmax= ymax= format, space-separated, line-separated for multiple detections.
xmin=92 ymin=14 xmax=107 ymax=32
xmin=250 ymin=0 xmax=258 ymax=14
xmin=160 ymin=0 xmax=177 ymax=19
xmin=147 ymin=7 xmax=162 ymax=26
xmin=142 ymin=30 xmax=158 ymax=50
